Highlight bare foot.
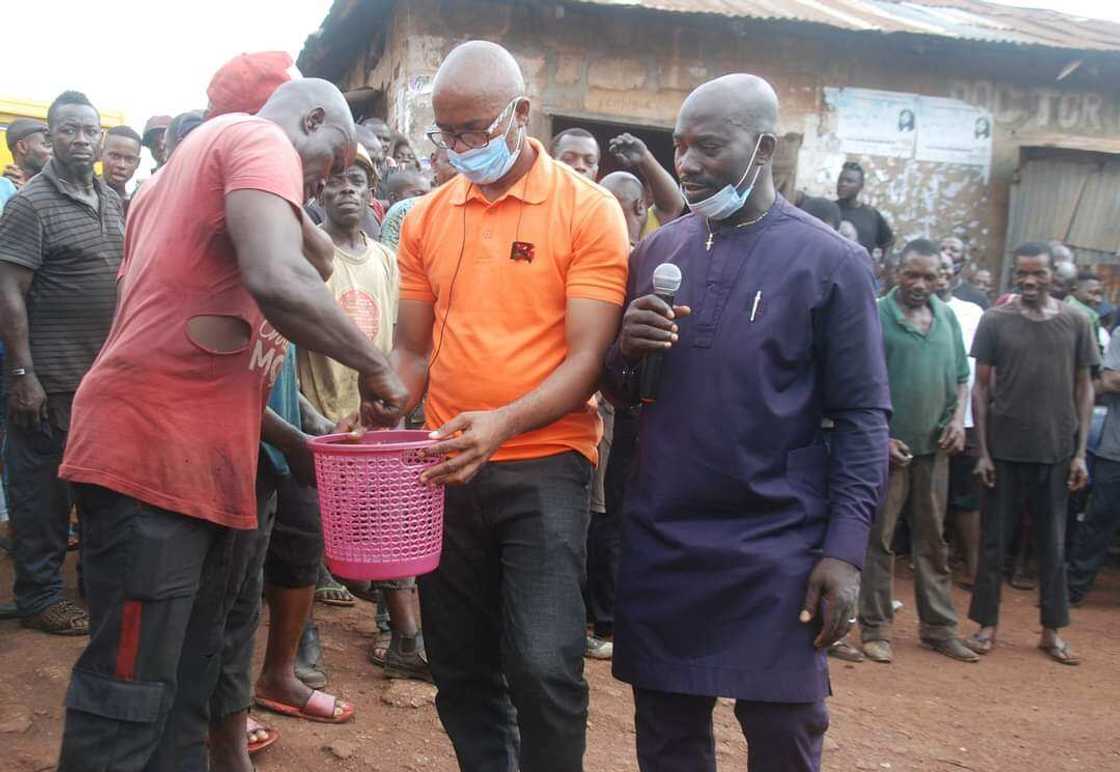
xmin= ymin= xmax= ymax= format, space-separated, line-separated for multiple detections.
xmin=964 ymin=625 xmax=997 ymax=655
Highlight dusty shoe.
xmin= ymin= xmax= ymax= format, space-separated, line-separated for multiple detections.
xmin=295 ymin=621 xmax=328 ymax=689
xmin=921 ymin=637 xmax=980 ymax=663
xmin=586 ymin=635 xmax=614 ymax=660
xmin=862 ymin=640 xmax=893 ymax=663
xmin=384 ymin=632 xmax=433 ymax=683
xmin=827 ymin=639 xmax=865 ymax=663
xmin=21 ymin=600 xmax=89 ymax=636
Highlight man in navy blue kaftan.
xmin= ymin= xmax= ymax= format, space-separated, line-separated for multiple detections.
xmin=602 ymin=74 xmax=891 ymax=772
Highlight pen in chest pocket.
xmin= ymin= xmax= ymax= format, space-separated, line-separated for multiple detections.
xmin=750 ymin=290 xmax=762 ymax=322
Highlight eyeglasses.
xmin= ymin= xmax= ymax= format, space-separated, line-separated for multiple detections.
xmin=426 ymin=98 xmax=520 ymax=151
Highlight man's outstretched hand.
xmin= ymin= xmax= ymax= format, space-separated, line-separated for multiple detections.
xmin=419 ymin=409 xmax=515 ymax=486
xmin=358 ymin=368 xmax=409 ymax=429
xmin=800 ymin=557 xmax=860 ymax=649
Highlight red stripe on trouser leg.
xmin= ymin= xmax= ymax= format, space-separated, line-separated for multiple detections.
xmin=115 ymin=600 xmax=143 ymax=681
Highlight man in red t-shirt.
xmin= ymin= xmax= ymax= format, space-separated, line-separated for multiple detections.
xmin=55 ymin=79 xmax=407 ymax=771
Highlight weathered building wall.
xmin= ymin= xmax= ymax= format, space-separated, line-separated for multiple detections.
xmin=339 ymin=0 xmax=1120 ymax=269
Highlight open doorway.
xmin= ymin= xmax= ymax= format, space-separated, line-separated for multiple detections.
xmin=548 ymin=114 xmax=675 ymax=182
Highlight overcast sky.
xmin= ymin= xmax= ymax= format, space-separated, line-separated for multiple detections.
xmin=0 ymin=0 xmax=333 ymax=171
xmin=0 ymin=0 xmax=1116 ymax=156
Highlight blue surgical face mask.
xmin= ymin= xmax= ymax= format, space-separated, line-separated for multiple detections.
xmin=685 ymin=133 xmax=770 ymax=221
xmin=447 ymin=99 xmax=525 ymax=185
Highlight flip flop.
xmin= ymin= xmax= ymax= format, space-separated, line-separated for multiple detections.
xmin=964 ymin=634 xmax=994 ymax=655
xmin=1038 ymin=641 xmax=1081 ymax=666
xmin=255 ymin=689 xmax=355 ymax=724
xmin=247 ymin=716 xmax=279 ymax=755
xmin=314 ymin=582 xmax=356 ymax=607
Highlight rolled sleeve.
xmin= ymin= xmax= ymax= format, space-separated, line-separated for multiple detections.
xmin=0 ymin=195 xmax=45 ymax=271
xmin=567 ymin=193 xmax=630 ymax=305
xmin=817 ymin=249 xmax=892 ymax=568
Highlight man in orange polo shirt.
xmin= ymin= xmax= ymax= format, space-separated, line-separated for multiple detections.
xmin=392 ymin=40 xmax=629 ymax=772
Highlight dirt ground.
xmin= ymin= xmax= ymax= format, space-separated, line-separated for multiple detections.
xmin=1 ymin=551 xmax=1118 ymax=771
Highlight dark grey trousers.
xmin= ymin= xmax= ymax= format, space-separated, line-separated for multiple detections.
xmin=419 ymin=452 xmax=592 ymax=772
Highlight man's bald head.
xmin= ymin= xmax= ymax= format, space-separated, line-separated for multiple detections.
xmin=259 ymin=78 xmax=357 ymax=198
xmin=362 ymin=117 xmax=392 ymax=147
xmin=385 ymin=168 xmax=431 ymax=205
xmin=1049 ymin=240 xmax=1075 ymax=265
xmin=680 ymin=74 xmax=778 ymax=136
xmin=433 ymin=40 xmax=525 ymax=112
xmin=601 ymin=171 xmax=646 ymax=243
xmin=601 ymin=171 xmax=643 ymax=204
xmin=357 ymin=125 xmax=384 ymax=162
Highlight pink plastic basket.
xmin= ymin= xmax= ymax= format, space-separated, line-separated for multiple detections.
xmin=310 ymin=430 xmax=444 ymax=581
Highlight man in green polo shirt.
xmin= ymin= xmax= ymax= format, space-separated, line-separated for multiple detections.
xmin=858 ymin=239 xmax=979 ymax=664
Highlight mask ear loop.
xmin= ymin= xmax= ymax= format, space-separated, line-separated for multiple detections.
xmin=505 ymin=98 xmax=527 ymax=156
xmin=733 ymin=132 xmax=770 ymax=193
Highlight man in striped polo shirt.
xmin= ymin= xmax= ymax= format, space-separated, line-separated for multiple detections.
xmin=0 ymin=90 xmax=124 ymax=635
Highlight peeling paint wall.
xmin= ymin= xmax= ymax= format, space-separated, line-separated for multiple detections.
xmin=336 ymin=0 xmax=1120 ymax=270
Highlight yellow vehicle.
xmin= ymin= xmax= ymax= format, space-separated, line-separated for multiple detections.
xmin=1 ymin=96 xmax=126 ymax=170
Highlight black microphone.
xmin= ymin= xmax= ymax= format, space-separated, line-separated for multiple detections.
xmin=640 ymin=263 xmax=683 ymax=404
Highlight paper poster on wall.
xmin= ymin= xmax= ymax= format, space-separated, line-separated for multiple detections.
xmin=824 ymin=87 xmax=917 ymax=159
xmin=915 ymin=96 xmax=993 ymax=175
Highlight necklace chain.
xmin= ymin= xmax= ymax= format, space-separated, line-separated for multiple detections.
xmin=703 ymin=206 xmax=771 ymax=251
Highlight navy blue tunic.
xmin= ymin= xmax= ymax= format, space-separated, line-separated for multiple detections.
xmin=603 ymin=197 xmax=890 ymax=703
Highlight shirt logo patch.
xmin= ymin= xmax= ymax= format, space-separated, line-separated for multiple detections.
xmin=338 ymin=289 xmax=381 ymax=342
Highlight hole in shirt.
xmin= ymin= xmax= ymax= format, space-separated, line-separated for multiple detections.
xmin=186 ymin=315 xmax=252 ymax=355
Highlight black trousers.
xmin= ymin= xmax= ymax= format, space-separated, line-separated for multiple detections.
xmin=1068 ymin=455 xmax=1120 ymax=600
xmin=968 ymin=459 xmax=1071 ymax=630
xmin=633 ymin=688 xmax=829 ymax=772
xmin=5 ymin=408 xmax=72 ymax=615
xmin=586 ymin=408 xmax=638 ymax=638
xmin=57 ymin=485 xmax=250 ymax=772
xmin=419 ymin=452 xmax=592 ymax=772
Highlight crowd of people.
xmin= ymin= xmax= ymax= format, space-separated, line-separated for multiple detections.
xmin=0 ymin=38 xmax=1115 ymax=772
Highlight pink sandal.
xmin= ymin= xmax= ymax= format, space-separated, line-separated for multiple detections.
xmin=255 ymin=689 xmax=354 ymax=724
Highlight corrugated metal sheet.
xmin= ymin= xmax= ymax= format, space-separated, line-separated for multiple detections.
xmin=568 ymin=0 xmax=1120 ymax=53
